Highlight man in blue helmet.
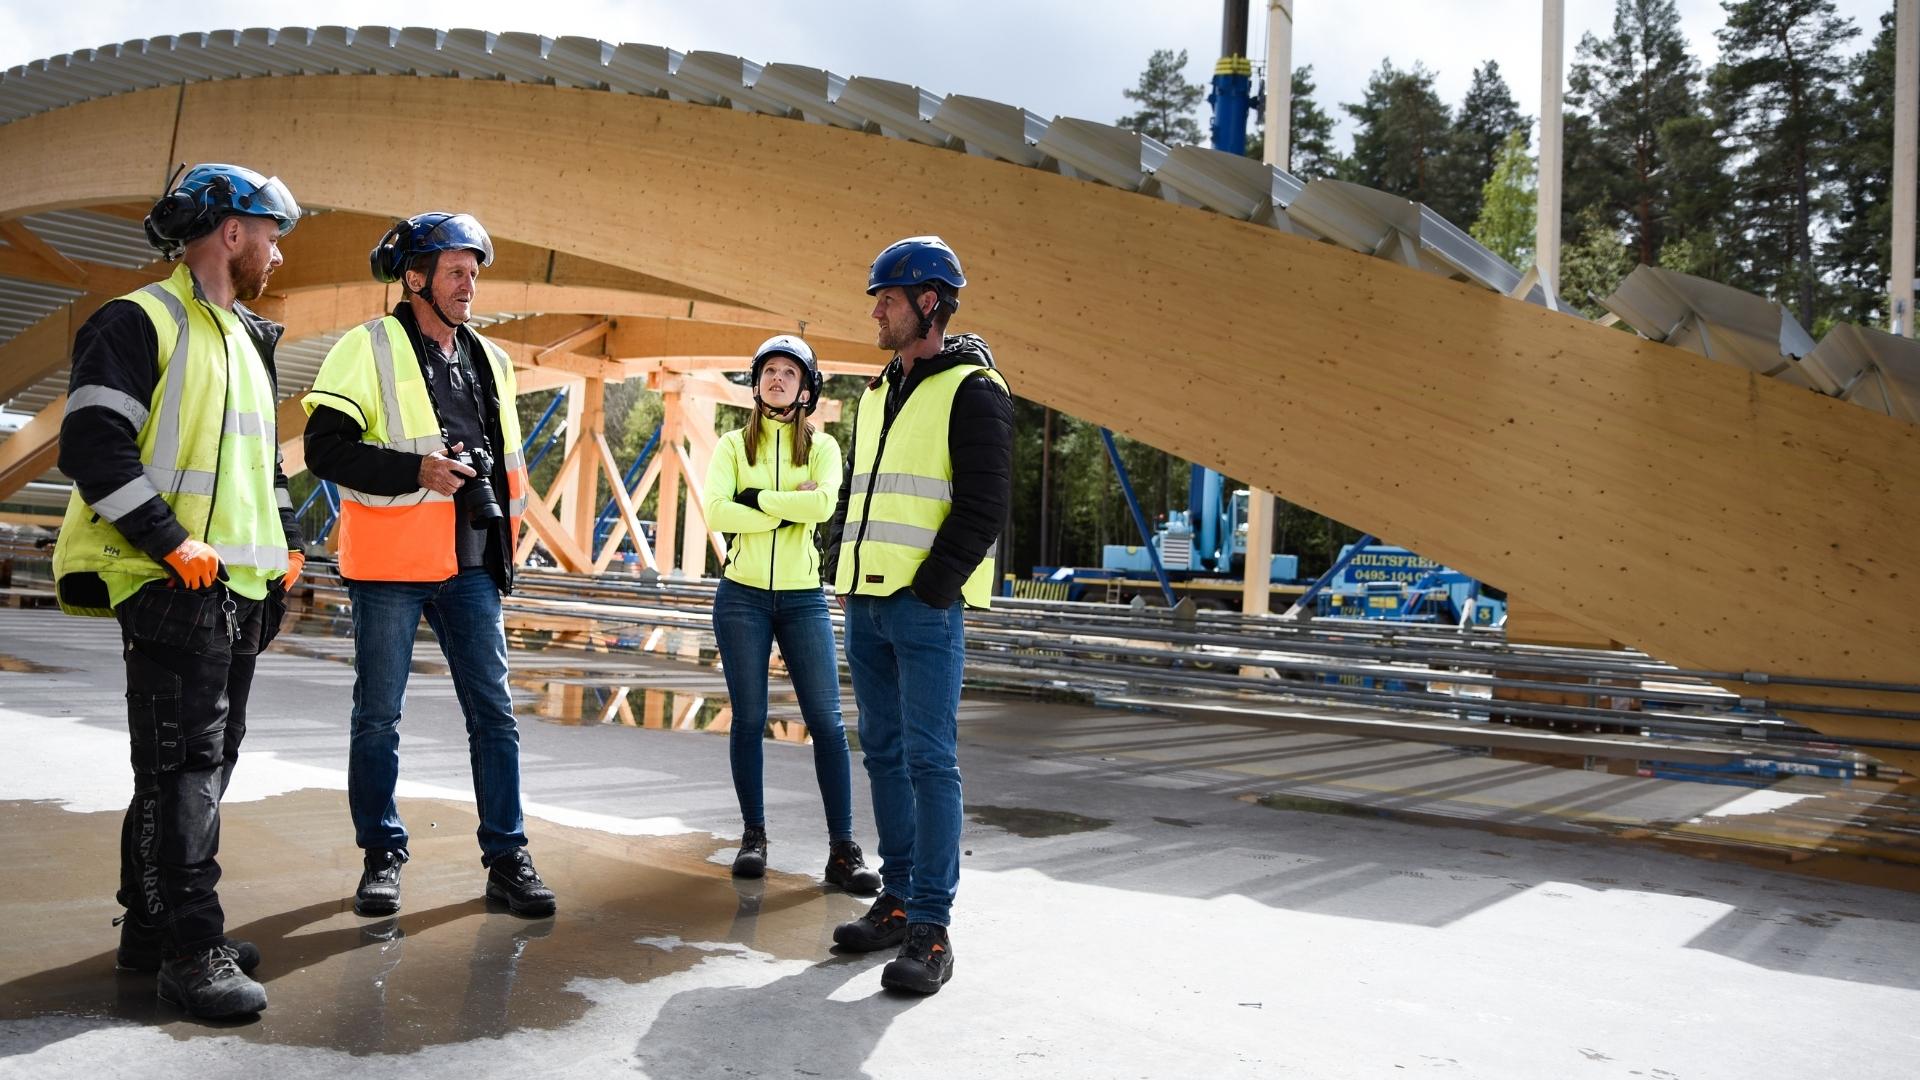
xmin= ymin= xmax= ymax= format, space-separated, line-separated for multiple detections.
xmin=303 ymin=212 xmax=554 ymax=920
xmin=824 ymin=236 xmax=1013 ymax=994
xmin=52 ymin=163 xmax=306 ymax=1019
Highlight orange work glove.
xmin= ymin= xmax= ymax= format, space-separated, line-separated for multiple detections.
xmin=284 ymin=549 xmax=306 ymax=590
xmin=162 ymin=539 xmax=223 ymax=589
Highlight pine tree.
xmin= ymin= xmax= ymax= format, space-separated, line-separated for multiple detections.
xmin=1655 ymin=112 xmax=1736 ymax=279
xmin=1288 ymin=64 xmax=1340 ymax=180
xmin=1825 ymin=8 xmax=1909 ymax=328
xmin=1567 ymin=0 xmax=1715 ymax=267
xmin=1342 ymin=61 xmax=1456 ymax=213
xmin=1117 ymin=49 xmax=1206 ymax=145
xmin=1711 ymin=0 xmax=1858 ymax=327
xmin=1471 ymin=128 xmax=1537 ymax=266
xmin=1559 ymin=204 xmax=1636 ymax=317
xmin=1449 ymin=61 xmax=1527 ymax=229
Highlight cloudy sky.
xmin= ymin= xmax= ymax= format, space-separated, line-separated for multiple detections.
xmin=0 ymin=1 xmax=1894 ymax=151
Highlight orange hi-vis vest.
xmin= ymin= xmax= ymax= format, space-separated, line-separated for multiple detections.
xmin=303 ymin=316 xmax=526 ymax=581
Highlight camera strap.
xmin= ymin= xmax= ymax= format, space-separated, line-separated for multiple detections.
xmin=418 ymin=330 xmax=491 ymax=460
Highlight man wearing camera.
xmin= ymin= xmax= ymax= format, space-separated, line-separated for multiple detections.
xmin=303 ymin=212 xmax=554 ymax=919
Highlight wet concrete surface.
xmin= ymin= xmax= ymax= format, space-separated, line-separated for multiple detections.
xmin=0 ymin=790 xmax=861 ymax=1056
xmin=966 ymin=805 xmax=1113 ymax=838
xmin=3 ymin=607 xmax=1920 ymax=1079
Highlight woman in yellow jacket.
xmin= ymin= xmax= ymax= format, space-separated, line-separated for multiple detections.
xmin=703 ymin=336 xmax=881 ymax=893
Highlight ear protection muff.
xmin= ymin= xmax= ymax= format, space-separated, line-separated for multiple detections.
xmin=143 ymin=173 xmax=241 ymax=256
xmin=369 ymin=221 xmax=409 ymax=284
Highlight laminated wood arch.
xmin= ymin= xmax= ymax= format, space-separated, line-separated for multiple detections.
xmin=2 ymin=74 xmax=1917 ymax=762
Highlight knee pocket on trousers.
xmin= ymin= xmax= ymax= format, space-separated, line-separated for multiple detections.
xmin=126 ymin=648 xmax=186 ymax=773
xmin=126 ymin=649 xmax=226 ymax=774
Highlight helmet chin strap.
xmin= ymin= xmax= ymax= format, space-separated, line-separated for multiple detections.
xmin=914 ymin=290 xmax=937 ymax=342
xmin=413 ymin=253 xmax=463 ymax=331
xmin=755 ymin=392 xmax=803 ymax=420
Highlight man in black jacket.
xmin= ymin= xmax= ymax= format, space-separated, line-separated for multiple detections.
xmin=53 ymin=163 xmax=305 ymax=1019
xmin=823 ymin=237 xmax=1013 ymax=994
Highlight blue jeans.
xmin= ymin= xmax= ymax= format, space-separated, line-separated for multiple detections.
xmin=347 ymin=567 xmax=527 ymax=861
xmin=712 ymin=578 xmax=853 ymax=840
xmin=843 ymin=591 xmax=965 ymax=926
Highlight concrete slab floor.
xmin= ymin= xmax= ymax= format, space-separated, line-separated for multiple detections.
xmin=1 ymin=607 xmax=1917 ymax=1079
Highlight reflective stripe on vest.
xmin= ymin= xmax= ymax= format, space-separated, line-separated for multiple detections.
xmin=835 ymin=363 xmax=1007 ymax=608
xmin=308 ymin=316 xmax=526 ymax=581
xmin=52 ymin=263 xmax=288 ymax=614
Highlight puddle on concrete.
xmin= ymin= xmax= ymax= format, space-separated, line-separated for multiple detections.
xmin=0 ymin=790 xmax=863 ymax=1053
xmin=273 ymin=608 xmax=815 ymax=746
xmin=1249 ymin=793 xmax=1389 ymax=819
xmin=0 ymin=653 xmax=70 ymax=674
xmin=966 ymin=805 xmax=1112 ymax=838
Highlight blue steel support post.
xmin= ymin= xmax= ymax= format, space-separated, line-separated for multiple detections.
xmin=594 ymin=426 xmax=661 ymax=552
xmin=1191 ymin=2 xmax=1257 ymax=569
xmin=1101 ymin=427 xmax=1177 ymax=607
xmin=316 ymin=480 xmax=340 ymax=543
xmin=521 ymin=388 xmax=566 ymax=455
xmin=1207 ymin=53 xmax=1254 ymax=156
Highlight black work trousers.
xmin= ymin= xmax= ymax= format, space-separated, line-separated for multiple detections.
xmin=114 ymin=581 xmax=282 ymax=957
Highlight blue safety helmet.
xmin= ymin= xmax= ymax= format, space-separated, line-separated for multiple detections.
xmin=368 ymin=212 xmax=496 ymax=284
xmin=866 ymin=235 xmax=966 ymax=294
xmin=750 ymin=334 xmax=823 ymax=416
xmin=868 ymin=236 xmax=964 ymax=340
xmin=144 ymin=163 xmax=302 ymax=260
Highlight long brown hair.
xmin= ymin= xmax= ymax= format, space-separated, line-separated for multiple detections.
xmin=742 ymin=404 xmax=813 ymax=470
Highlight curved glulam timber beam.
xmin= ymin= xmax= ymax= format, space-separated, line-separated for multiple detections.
xmin=4 ymin=76 xmax=1919 ymax=764
xmin=266 ymin=209 xmax=743 ymax=304
xmin=0 ymin=393 xmax=62 ymax=502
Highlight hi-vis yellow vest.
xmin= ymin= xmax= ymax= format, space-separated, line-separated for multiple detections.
xmin=835 ymin=364 xmax=1007 ymax=609
xmin=53 ymin=264 xmax=289 ymax=616
xmin=302 ymin=317 xmax=527 ymax=581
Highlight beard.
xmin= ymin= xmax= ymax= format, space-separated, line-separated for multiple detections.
xmin=875 ymin=313 xmax=921 ymax=352
xmin=229 ymin=245 xmax=274 ymax=302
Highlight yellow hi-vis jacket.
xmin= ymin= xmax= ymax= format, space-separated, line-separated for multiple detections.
xmin=52 ymin=264 xmax=289 ymax=615
xmin=702 ymin=417 xmax=841 ymax=590
xmin=835 ymin=364 xmax=1008 ymax=609
xmin=302 ymin=316 xmax=527 ymax=582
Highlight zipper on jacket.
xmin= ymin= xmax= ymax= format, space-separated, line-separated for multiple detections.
xmin=846 ymin=403 xmax=898 ymax=598
xmin=195 ymin=296 xmax=234 ymax=565
xmin=769 ymin=427 xmax=780 ymax=589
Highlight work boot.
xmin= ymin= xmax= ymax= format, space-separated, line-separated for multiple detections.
xmin=355 ymin=848 xmax=405 ymax=916
xmin=880 ymin=923 xmax=955 ymax=995
xmin=116 ymin=916 xmax=260 ymax=974
xmin=732 ymin=825 xmax=768 ymax=879
xmin=157 ymin=943 xmax=267 ymax=1018
xmin=823 ymin=839 xmax=882 ymax=895
xmin=485 ymin=847 xmax=557 ymax=917
xmin=831 ymin=892 xmax=909 ymax=952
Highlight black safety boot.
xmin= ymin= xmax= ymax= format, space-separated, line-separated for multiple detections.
xmin=823 ymin=839 xmax=882 ymax=895
xmin=355 ymin=848 xmax=405 ymax=916
xmin=485 ymin=847 xmax=557 ymax=917
xmin=157 ymin=943 xmax=267 ymax=1018
xmin=880 ymin=922 xmax=954 ymax=995
xmin=832 ymin=892 xmax=909 ymax=952
xmin=732 ymin=825 xmax=768 ymax=879
xmin=116 ymin=916 xmax=260 ymax=974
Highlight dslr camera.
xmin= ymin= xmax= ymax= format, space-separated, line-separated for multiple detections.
xmin=453 ymin=446 xmax=505 ymax=530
